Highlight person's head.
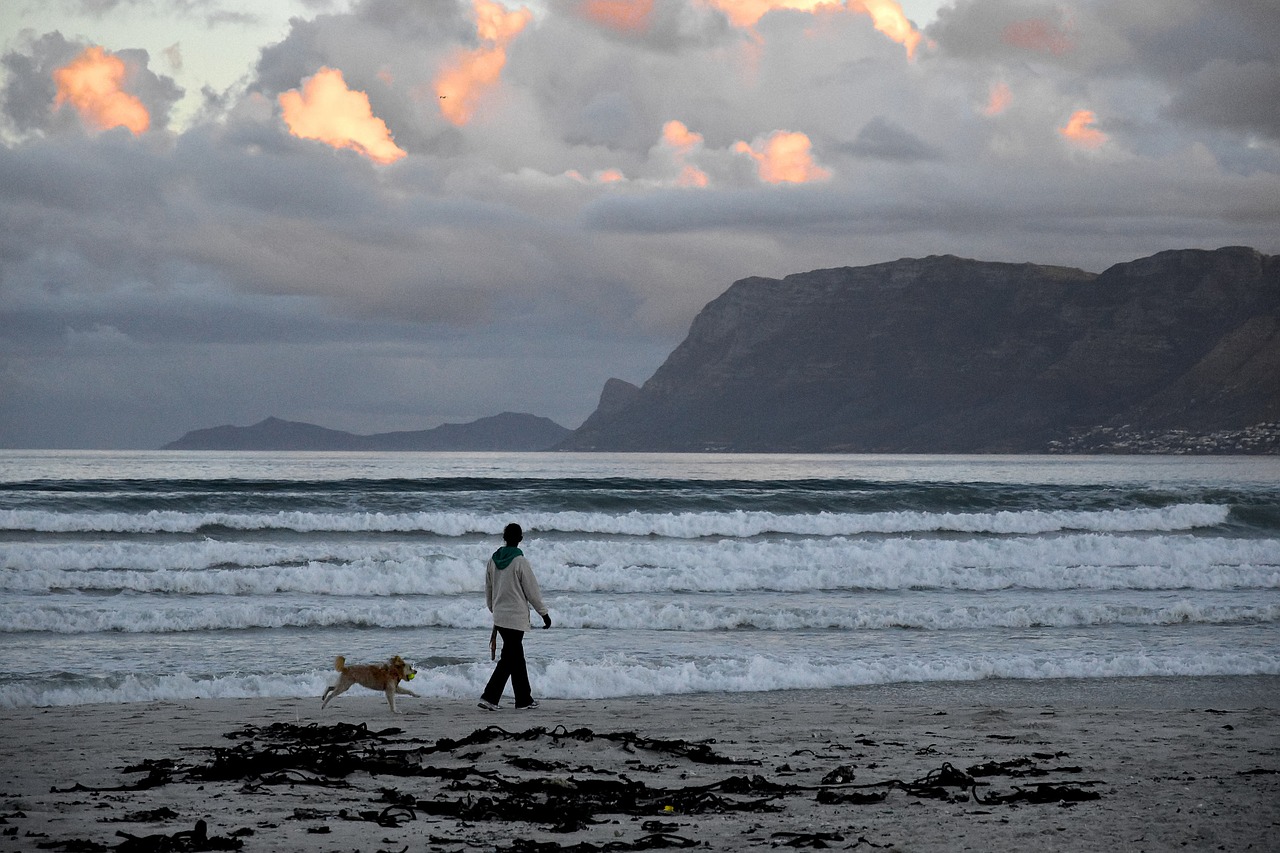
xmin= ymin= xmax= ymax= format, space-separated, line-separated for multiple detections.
xmin=503 ymin=523 xmax=523 ymax=547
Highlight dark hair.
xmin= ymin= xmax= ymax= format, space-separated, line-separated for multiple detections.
xmin=503 ymin=523 xmax=523 ymax=546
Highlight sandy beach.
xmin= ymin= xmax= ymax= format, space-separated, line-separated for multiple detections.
xmin=3 ymin=676 xmax=1277 ymax=852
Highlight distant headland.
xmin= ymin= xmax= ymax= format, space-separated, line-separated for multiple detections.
xmin=561 ymin=246 xmax=1279 ymax=455
xmin=166 ymin=247 xmax=1280 ymax=455
xmin=163 ymin=412 xmax=571 ymax=452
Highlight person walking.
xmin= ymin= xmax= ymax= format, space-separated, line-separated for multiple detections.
xmin=478 ymin=522 xmax=551 ymax=710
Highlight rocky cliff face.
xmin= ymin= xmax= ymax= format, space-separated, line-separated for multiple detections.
xmin=562 ymin=247 xmax=1280 ymax=453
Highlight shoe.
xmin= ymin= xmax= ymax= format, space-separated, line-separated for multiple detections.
xmin=515 ymin=700 xmax=539 ymax=710
xmin=477 ymin=700 xmax=500 ymax=711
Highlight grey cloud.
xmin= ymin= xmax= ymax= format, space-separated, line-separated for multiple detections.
xmin=928 ymin=0 xmax=1083 ymax=63
xmin=1165 ymin=59 xmax=1280 ymax=142
xmin=926 ymin=1 xmax=1280 ymax=153
xmin=1172 ymin=58 xmax=1280 ymax=140
xmin=506 ymin=5 xmax=803 ymax=160
xmin=0 ymin=98 xmax=665 ymax=331
xmin=173 ymin=124 xmax=387 ymax=220
xmin=1117 ymin=0 xmax=1280 ymax=78
xmin=580 ymin=185 xmax=844 ymax=234
xmin=354 ymin=0 xmax=472 ymax=38
xmin=545 ymin=0 xmax=736 ymax=54
xmin=839 ymin=117 xmax=945 ymax=162
xmin=251 ymin=0 xmax=469 ymax=92
xmin=64 ymin=0 xmax=126 ymax=13
xmin=2 ymin=31 xmax=85 ymax=135
xmin=505 ymin=18 xmax=672 ymax=155
xmin=251 ymin=20 xmax=334 ymax=96
xmin=115 ymin=47 xmax=185 ymax=128
xmin=0 ymin=132 xmax=172 ymax=218
xmin=579 ymin=152 xmax=1280 ymax=245
xmin=1115 ymin=1 xmax=1280 ymax=143
xmin=565 ymin=91 xmax=638 ymax=148
xmin=88 ymin=0 xmax=265 ymax=27
xmin=204 ymin=10 xmax=259 ymax=27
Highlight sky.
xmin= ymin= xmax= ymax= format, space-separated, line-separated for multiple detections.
xmin=1 ymin=1 xmax=1278 ymax=449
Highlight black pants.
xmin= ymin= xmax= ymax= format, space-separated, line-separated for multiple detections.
xmin=482 ymin=626 xmax=532 ymax=706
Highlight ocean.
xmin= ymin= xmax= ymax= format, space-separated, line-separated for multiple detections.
xmin=1 ymin=451 xmax=1277 ymax=709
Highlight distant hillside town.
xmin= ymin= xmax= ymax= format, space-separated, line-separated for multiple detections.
xmin=1051 ymin=423 xmax=1280 ymax=455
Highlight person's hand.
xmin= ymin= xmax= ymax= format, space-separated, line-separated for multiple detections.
xmin=489 ymin=633 xmax=497 ymax=661
xmin=542 ymin=613 xmax=552 ymax=629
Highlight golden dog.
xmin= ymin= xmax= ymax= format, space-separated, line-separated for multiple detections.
xmin=320 ymin=654 xmax=418 ymax=714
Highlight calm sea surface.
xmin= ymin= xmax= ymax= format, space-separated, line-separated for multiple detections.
xmin=1 ymin=451 xmax=1277 ymax=708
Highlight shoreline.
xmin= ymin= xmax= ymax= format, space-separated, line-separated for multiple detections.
xmin=5 ymin=676 xmax=1278 ymax=851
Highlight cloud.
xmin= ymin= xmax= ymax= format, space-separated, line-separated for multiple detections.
xmin=982 ymin=80 xmax=1012 ymax=116
xmin=279 ymin=66 xmax=407 ymax=163
xmin=1165 ymin=59 xmax=1280 ymax=142
xmin=927 ymin=0 xmax=1128 ymax=71
xmin=734 ymin=129 xmax=830 ymax=182
xmin=435 ymin=0 xmax=533 ymax=125
xmin=703 ymin=0 xmax=829 ymax=29
xmin=659 ymin=119 xmax=711 ymax=186
xmin=1118 ymin=0 xmax=1279 ymax=78
xmin=53 ymin=45 xmax=151 ymax=134
xmin=851 ymin=0 xmax=924 ymax=58
xmin=579 ymin=0 xmax=658 ymax=32
xmin=702 ymin=0 xmax=922 ymax=57
xmin=2 ymin=32 xmax=182 ymax=138
xmin=163 ymin=43 xmax=183 ymax=73
xmin=929 ymin=0 xmax=1279 ymax=148
xmin=842 ymin=116 xmax=943 ymax=161
xmin=1001 ymin=15 xmax=1073 ymax=55
xmin=1059 ymin=109 xmax=1106 ymax=149
xmin=62 ymin=0 xmax=268 ymax=27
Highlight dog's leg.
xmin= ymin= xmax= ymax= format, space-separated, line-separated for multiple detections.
xmin=384 ymin=685 xmax=401 ymax=714
xmin=321 ymin=680 xmax=351 ymax=710
xmin=395 ymin=685 xmax=418 ymax=697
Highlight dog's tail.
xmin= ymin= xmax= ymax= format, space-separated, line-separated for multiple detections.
xmin=334 ymin=655 xmax=346 ymax=672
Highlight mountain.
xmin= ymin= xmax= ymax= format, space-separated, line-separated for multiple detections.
xmin=560 ymin=246 xmax=1280 ymax=453
xmin=163 ymin=412 xmax=571 ymax=451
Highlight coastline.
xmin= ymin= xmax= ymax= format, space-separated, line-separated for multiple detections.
xmin=5 ymin=676 xmax=1277 ymax=852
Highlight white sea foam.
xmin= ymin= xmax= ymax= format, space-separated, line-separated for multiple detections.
xmin=4 ymin=533 xmax=1276 ymax=596
xmin=0 ymin=548 xmax=477 ymax=596
xmin=5 ymin=646 xmax=1277 ymax=708
xmin=537 ymin=535 xmax=1280 ymax=593
xmin=0 ymin=598 xmax=487 ymax=633
xmin=0 ymin=672 xmax=329 ymax=709
xmin=4 ymin=591 xmax=1274 ymax=635
xmin=0 ymin=502 xmax=1232 ymax=536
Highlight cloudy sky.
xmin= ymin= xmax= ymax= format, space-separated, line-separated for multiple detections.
xmin=2 ymin=0 xmax=1277 ymax=448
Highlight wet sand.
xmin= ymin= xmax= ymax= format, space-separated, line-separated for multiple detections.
xmin=4 ymin=676 xmax=1278 ymax=852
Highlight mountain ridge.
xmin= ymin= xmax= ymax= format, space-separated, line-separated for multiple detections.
xmin=162 ymin=412 xmax=571 ymax=451
xmin=559 ymin=246 xmax=1280 ymax=453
